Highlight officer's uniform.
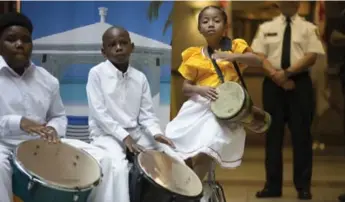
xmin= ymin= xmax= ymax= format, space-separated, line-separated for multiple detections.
xmin=251 ymin=14 xmax=325 ymax=193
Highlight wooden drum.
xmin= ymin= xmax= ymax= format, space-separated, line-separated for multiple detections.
xmin=211 ymin=81 xmax=271 ymax=134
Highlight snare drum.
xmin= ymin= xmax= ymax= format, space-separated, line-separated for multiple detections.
xmin=211 ymin=81 xmax=271 ymax=134
xmin=11 ymin=139 xmax=102 ymax=202
xmin=129 ymin=150 xmax=203 ymax=202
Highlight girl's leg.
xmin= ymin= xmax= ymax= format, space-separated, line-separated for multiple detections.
xmin=185 ymin=158 xmax=194 ymax=169
xmin=193 ymin=153 xmax=214 ymax=181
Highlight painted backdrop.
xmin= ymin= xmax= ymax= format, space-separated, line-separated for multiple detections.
xmin=21 ymin=1 xmax=173 ymax=130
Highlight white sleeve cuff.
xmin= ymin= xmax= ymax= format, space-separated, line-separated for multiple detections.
xmin=8 ymin=115 xmax=22 ymax=133
xmin=46 ymin=122 xmax=66 ymax=138
xmin=146 ymin=125 xmax=163 ymax=137
xmin=115 ymin=127 xmax=130 ymax=142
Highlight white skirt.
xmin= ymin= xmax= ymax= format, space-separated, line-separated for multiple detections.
xmin=165 ymin=94 xmax=246 ymax=168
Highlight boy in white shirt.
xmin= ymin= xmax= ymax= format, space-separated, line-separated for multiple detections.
xmin=86 ymin=26 xmax=177 ymax=202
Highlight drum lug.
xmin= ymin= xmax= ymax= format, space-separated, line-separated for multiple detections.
xmin=27 ymin=178 xmax=37 ymax=191
xmin=73 ymin=194 xmax=79 ymax=202
xmin=27 ymin=181 xmax=34 ymax=191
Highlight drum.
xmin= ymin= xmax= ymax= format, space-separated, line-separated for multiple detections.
xmin=129 ymin=150 xmax=203 ymax=202
xmin=210 ymin=81 xmax=271 ymax=134
xmin=11 ymin=139 xmax=102 ymax=202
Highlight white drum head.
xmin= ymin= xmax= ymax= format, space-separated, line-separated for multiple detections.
xmin=211 ymin=81 xmax=246 ymax=119
xmin=15 ymin=139 xmax=101 ymax=190
xmin=138 ymin=150 xmax=202 ymax=197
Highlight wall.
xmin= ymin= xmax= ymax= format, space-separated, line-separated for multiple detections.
xmin=21 ymin=1 xmax=173 ymax=130
xmin=171 ymin=1 xmax=219 ymax=119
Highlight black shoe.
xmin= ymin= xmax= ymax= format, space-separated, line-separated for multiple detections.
xmin=256 ymin=188 xmax=282 ymax=198
xmin=298 ymin=190 xmax=312 ymax=200
xmin=338 ymin=193 xmax=345 ymax=202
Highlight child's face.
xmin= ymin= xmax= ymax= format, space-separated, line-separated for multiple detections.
xmin=198 ymin=7 xmax=226 ymax=40
xmin=102 ymin=28 xmax=134 ymax=65
xmin=0 ymin=25 xmax=33 ymax=70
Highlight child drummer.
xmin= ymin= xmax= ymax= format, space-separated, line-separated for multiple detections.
xmin=164 ymin=5 xmax=284 ymax=182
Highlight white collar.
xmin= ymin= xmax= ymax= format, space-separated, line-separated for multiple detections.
xmin=0 ymin=55 xmax=35 ymax=77
xmin=277 ymin=13 xmax=300 ymax=23
xmin=105 ymin=60 xmax=133 ymax=78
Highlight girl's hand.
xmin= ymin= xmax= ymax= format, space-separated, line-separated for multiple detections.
xmin=196 ymin=86 xmax=218 ymax=101
xmin=211 ymin=52 xmax=239 ymax=62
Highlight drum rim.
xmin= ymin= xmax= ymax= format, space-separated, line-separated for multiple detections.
xmin=213 ymin=89 xmax=251 ymax=121
xmin=135 ymin=150 xmax=203 ymax=199
xmin=13 ymin=139 xmax=102 ymax=192
xmin=211 ymin=81 xmax=247 ymax=119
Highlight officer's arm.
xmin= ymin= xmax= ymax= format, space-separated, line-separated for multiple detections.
xmin=330 ymin=30 xmax=345 ymax=46
xmin=286 ymin=25 xmax=324 ymax=75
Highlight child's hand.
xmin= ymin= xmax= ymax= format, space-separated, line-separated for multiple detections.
xmin=211 ymin=52 xmax=238 ymax=62
xmin=197 ymin=86 xmax=218 ymax=101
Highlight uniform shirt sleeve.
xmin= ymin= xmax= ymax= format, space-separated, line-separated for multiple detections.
xmin=306 ymin=24 xmax=325 ymax=55
xmin=251 ymin=25 xmax=267 ymax=55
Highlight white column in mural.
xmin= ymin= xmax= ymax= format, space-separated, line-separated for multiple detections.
xmin=99 ymin=7 xmax=108 ymax=23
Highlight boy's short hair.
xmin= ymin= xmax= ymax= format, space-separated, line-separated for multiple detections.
xmin=0 ymin=12 xmax=33 ymax=36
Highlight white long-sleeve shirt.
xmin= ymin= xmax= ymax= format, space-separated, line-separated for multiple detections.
xmin=0 ymin=56 xmax=67 ymax=147
xmin=86 ymin=60 xmax=162 ymax=142
xmin=251 ymin=14 xmax=325 ymax=70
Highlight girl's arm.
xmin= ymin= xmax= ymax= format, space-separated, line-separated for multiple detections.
xmin=182 ymin=80 xmax=200 ymax=97
xmin=232 ymin=52 xmax=263 ymax=67
xmin=182 ymin=80 xmax=218 ymax=100
xmin=211 ymin=51 xmax=295 ymax=90
xmin=211 ymin=51 xmax=262 ymax=67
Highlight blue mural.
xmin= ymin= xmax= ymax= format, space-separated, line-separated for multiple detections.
xmin=22 ymin=1 xmax=172 ymax=127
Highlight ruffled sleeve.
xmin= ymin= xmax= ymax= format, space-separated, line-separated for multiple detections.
xmin=232 ymin=38 xmax=251 ymax=71
xmin=232 ymin=38 xmax=250 ymax=54
xmin=178 ymin=47 xmax=201 ymax=82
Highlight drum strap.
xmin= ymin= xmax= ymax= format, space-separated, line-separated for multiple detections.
xmin=207 ymin=37 xmax=248 ymax=90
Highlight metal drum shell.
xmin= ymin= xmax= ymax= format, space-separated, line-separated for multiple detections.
xmin=130 ymin=150 xmax=203 ymax=202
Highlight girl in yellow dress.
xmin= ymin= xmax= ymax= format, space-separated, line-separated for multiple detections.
xmin=165 ymin=5 xmax=265 ymax=181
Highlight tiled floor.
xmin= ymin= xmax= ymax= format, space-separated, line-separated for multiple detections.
xmin=213 ymin=146 xmax=345 ymax=201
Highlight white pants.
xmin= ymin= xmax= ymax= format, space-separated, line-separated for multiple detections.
xmin=90 ymin=127 xmax=184 ymax=202
xmin=0 ymin=138 xmax=116 ymax=202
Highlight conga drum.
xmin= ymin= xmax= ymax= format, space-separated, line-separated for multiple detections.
xmin=129 ymin=150 xmax=203 ymax=202
xmin=211 ymin=81 xmax=271 ymax=134
xmin=11 ymin=139 xmax=102 ymax=202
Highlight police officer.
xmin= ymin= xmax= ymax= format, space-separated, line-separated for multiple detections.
xmin=330 ymin=7 xmax=345 ymax=202
xmin=251 ymin=1 xmax=325 ymax=200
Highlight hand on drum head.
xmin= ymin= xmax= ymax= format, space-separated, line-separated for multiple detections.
xmin=154 ymin=134 xmax=176 ymax=148
xmin=123 ymin=135 xmax=145 ymax=154
xmin=197 ymin=86 xmax=218 ymax=101
xmin=20 ymin=117 xmax=60 ymax=143
xmin=42 ymin=126 xmax=61 ymax=143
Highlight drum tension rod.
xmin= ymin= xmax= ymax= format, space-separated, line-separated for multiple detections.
xmin=73 ymin=187 xmax=81 ymax=202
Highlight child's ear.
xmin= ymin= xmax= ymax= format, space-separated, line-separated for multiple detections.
xmin=101 ymin=47 xmax=106 ymax=58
